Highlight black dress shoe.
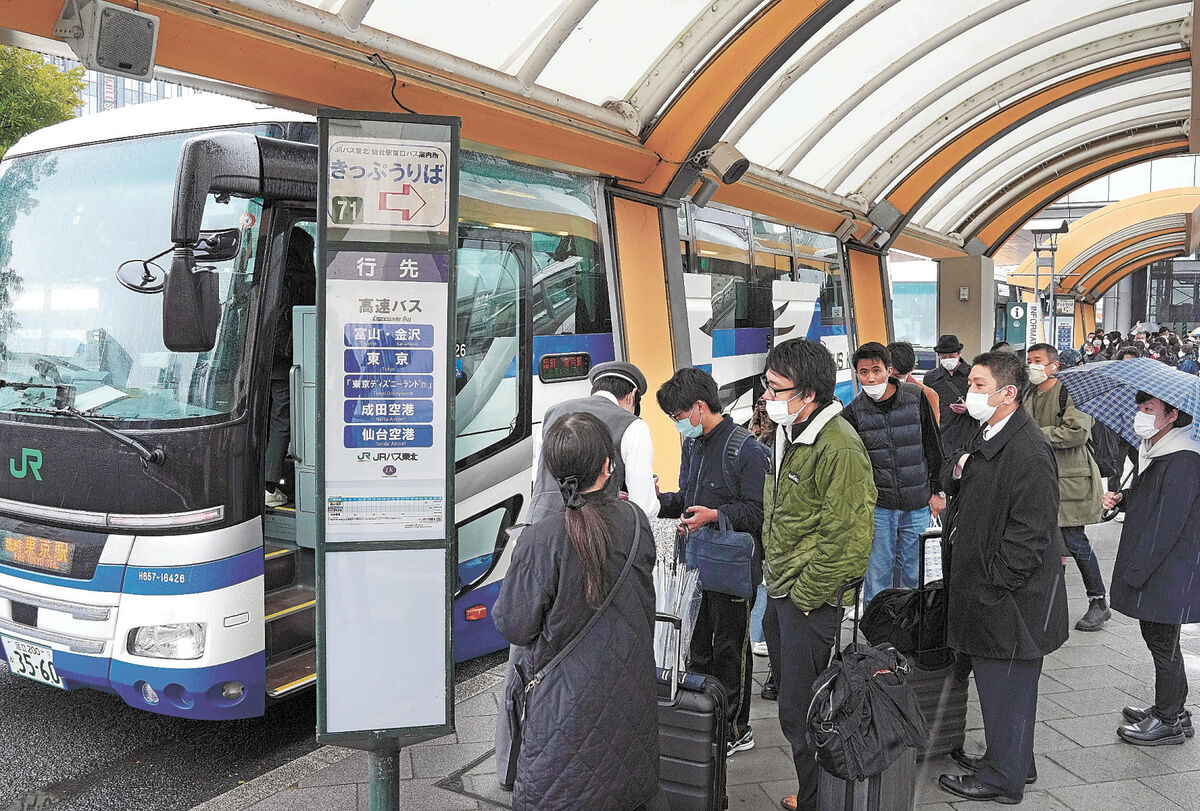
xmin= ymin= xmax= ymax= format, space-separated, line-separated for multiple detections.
xmin=1118 ymin=714 xmax=1186 ymax=746
xmin=938 ymin=774 xmax=1020 ymax=804
xmin=760 ymin=679 xmax=778 ymax=701
xmin=949 ymin=749 xmax=1036 ymax=784
xmin=1122 ymin=706 xmax=1194 ymax=737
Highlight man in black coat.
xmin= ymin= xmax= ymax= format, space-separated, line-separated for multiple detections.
xmin=938 ymin=351 xmax=1070 ymax=805
xmin=922 ymin=333 xmax=976 ymax=456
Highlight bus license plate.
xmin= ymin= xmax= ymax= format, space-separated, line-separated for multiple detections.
xmin=1 ymin=634 xmax=65 ymax=689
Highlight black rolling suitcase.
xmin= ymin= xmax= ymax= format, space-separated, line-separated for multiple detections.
xmin=656 ymin=612 xmax=729 ymax=811
xmin=861 ymin=527 xmax=968 ymax=761
xmin=814 ymin=578 xmax=919 ymax=811
xmin=907 ymin=527 xmax=967 ymax=761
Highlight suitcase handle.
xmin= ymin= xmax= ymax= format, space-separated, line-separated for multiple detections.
xmin=831 ymin=576 xmax=865 ymax=652
xmin=655 ymin=612 xmax=683 ymax=703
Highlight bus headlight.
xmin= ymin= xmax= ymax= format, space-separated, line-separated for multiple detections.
xmin=128 ymin=623 xmax=206 ymax=660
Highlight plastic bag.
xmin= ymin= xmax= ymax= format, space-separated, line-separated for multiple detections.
xmin=653 ymin=523 xmax=703 ymax=669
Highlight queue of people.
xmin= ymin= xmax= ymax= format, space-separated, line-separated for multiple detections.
xmin=490 ymin=333 xmax=1197 ymax=810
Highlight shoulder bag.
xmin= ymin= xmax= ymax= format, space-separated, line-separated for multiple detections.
xmin=503 ymin=503 xmax=642 ymax=788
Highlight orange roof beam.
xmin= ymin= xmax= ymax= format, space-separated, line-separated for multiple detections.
xmin=862 ymin=49 xmax=1188 ymax=256
xmin=971 ymin=140 xmax=1189 ymax=256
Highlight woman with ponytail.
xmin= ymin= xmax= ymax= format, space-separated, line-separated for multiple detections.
xmin=494 ymin=412 xmax=665 ymax=811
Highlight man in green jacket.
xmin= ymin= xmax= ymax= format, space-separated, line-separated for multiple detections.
xmin=1024 ymin=343 xmax=1109 ymax=631
xmin=760 ymin=339 xmax=876 ymax=811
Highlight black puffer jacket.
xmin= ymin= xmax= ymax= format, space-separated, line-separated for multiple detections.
xmin=494 ymin=496 xmax=661 ymax=811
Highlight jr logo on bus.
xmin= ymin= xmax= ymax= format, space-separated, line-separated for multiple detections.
xmin=9 ymin=449 xmax=42 ymax=482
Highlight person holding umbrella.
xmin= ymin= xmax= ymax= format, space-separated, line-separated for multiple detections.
xmin=1102 ymin=390 xmax=1200 ymax=746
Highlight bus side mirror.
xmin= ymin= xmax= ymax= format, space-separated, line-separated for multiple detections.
xmin=163 ymin=248 xmax=219 ymax=352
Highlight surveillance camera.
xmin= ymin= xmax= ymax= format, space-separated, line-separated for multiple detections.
xmin=690 ymin=177 xmax=719 ymax=208
xmin=703 ymin=142 xmax=750 ymax=185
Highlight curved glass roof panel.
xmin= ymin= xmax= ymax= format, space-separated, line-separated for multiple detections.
xmin=359 ymin=0 xmax=565 ymax=74
xmin=214 ymin=0 xmax=1195 ymax=251
xmin=919 ymin=78 xmax=1190 ymax=230
xmin=825 ymin=2 xmax=1189 ymax=196
xmin=536 ymin=0 xmax=714 ymax=105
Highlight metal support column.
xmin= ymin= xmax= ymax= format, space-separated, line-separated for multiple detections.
xmin=368 ymin=745 xmax=400 ymax=811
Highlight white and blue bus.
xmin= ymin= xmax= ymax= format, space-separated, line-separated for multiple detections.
xmin=0 ymin=96 xmax=853 ymax=720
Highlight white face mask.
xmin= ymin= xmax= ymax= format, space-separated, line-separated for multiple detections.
xmin=1133 ymin=410 xmax=1167 ymax=439
xmin=966 ymin=389 xmax=1006 ymax=423
xmin=862 ymin=381 xmax=888 ymax=401
xmin=939 ymin=357 xmax=958 ymax=371
xmin=1027 ymin=364 xmax=1048 ymax=385
xmin=765 ymin=392 xmax=804 ymax=426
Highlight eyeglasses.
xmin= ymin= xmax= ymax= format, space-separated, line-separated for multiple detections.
xmin=669 ymin=403 xmax=697 ymax=422
xmin=760 ymin=375 xmax=799 ymax=398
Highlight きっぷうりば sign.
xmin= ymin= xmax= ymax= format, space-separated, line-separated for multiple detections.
xmin=327 ymin=138 xmax=450 ymax=232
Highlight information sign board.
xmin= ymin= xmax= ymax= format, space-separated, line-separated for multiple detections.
xmin=316 ymin=111 xmax=458 ymax=749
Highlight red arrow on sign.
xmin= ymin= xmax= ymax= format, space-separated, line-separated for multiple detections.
xmin=378 ymin=185 xmax=427 ymax=221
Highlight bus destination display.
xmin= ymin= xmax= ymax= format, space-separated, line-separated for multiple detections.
xmin=538 ymin=351 xmax=591 ymax=383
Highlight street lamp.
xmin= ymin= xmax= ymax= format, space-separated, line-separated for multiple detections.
xmin=1028 ymin=219 xmax=1069 ymax=345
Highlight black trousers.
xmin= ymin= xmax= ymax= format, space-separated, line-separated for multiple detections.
xmin=763 ymin=596 xmax=841 ymax=811
xmin=690 ymin=589 xmax=754 ymax=738
xmin=265 ymin=377 xmax=291 ymax=488
xmin=1141 ymin=620 xmax=1188 ymax=721
xmin=972 ymin=656 xmax=1042 ymax=800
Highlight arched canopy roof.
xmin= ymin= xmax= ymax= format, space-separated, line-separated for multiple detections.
xmin=2 ymin=0 xmax=1195 ymax=257
xmin=1008 ymin=188 xmax=1200 ymax=302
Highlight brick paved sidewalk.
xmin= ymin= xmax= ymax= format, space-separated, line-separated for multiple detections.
xmin=193 ymin=519 xmax=1200 ymax=810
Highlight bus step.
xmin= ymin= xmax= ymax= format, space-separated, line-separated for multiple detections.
xmin=265 ymin=584 xmax=316 ymax=661
xmin=264 ymin=543 xmax=299 ymax=591
xmin=264 ymin=506 xmax=297 ymax=545
xmin=266 ymin=650 xmax=316 ymax=698
xmin=265 ymin=584 xmax=315 ymax=621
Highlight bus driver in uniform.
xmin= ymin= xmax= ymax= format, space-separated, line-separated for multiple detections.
xmin=529 ymin=360 xmax=659 ymax=522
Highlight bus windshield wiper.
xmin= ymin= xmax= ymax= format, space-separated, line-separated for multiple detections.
xmin=11 ymin=403 xmax=166 ymax=466
xmin=0 ymin=380 xmax=75 ymax=409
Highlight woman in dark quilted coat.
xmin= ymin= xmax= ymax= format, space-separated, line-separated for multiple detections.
xmin=494 ymin=412 xmax=665 ymax=811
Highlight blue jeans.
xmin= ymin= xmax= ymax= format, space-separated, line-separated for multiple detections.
xmin=751 ymin=582 xmax=767 ymax=644
xmin=865 ymin=506 xmax=930 ymax=604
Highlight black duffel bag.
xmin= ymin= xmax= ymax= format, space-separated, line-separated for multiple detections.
xmin=807 ymin=641 xmax=929 ymax=782
xmin=860 ymin=585 xmax=953 ymax=670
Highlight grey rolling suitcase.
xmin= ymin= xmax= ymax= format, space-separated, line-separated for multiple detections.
xmin=656 ymin=612 xmax=729 ymax=811
xmin=815 ymin=578 xmax=918 ymax=811
xmin=907 ymin=659 xmax=968 ymax=761
xmin=816 ymin=749 xmax=917 ymax=811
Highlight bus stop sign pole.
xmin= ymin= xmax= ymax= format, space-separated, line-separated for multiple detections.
xmin=314 ymin=110 xmax=460 ymax=809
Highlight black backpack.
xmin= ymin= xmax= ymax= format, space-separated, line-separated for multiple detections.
xmin=807 ymin=642 xmax=930 ymax=782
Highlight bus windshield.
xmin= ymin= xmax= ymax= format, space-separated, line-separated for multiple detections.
xmin=0 ymin=128 xmax=269 ymax=422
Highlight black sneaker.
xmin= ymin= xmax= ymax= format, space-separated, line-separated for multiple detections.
xmin=760 ymin=678 xmax=778 ymax=701
xmin=1123 ymin=706 xmax=1194 ymax=737
xmin=727 ymin=727 xmax=755 ymax=756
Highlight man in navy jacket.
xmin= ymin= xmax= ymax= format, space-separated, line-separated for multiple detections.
xmin=657 ymin=367 xmax=770 ymax=758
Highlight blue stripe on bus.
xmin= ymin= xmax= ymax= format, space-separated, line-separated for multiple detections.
xmin=454 ymin=580 xmax=506 ymax=663
xmin=122 ymin=548 xmax=264 ymax=596
xmin=712 ymin=328 xmax=769 ymax=358
xmin=0 ymin=562 xmax=124 ymax=593
xmin=109 ymin=651 xmax=265 ymax=720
